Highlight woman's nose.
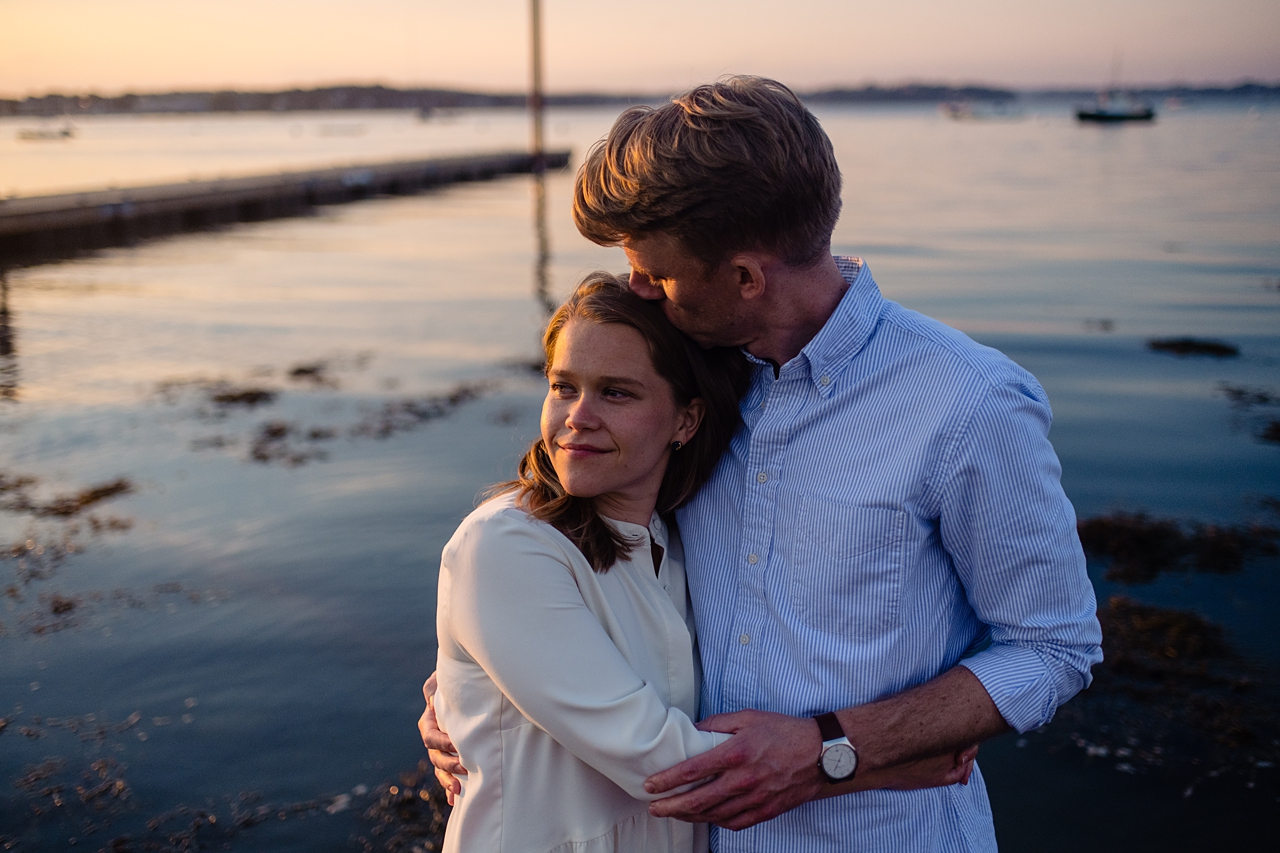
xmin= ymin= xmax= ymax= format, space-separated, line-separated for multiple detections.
xmin=564 ymin=396 xmax=598 ymax=429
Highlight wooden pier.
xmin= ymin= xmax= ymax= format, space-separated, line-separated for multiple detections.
xmin=0 ymin=149 xmax=570 ymax=266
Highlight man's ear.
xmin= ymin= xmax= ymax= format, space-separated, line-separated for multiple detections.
xmin=728 ymin=254 xmax=767 ymax=301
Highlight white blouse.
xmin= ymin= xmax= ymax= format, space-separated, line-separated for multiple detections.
xmin=435 ymin=493 xmax=729 ymax=853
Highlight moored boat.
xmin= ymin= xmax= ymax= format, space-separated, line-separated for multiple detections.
xmin=16 ymin=125 xmax=75 ymax=141
xmin=940 ymin=101 xmax=1025 ymax=121
xmin=1076 ymin=91 xmax=1155 ymax=122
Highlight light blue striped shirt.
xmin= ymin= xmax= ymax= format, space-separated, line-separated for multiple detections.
xmin=678 ymin=258 xmax=1102 ymax=853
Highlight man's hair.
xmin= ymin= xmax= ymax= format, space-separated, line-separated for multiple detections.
xmin=573 ymin=76 xmax=842 ymax=268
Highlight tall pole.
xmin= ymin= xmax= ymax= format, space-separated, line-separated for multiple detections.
xmin=529 ymin=0 xmax=552 ymax=314
xmin=529 ymin=0 xmax=546 ymax=174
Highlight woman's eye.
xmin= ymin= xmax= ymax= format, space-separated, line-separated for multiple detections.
xmin=549 ymin=382 xmax=574 ymax=397
xmin=603 ymin=388 xmax=630 ymax=400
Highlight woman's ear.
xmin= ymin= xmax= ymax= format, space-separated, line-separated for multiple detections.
xmin=674 ymin=397 xmax=706 ymax=446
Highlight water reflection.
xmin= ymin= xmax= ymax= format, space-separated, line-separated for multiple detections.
xmin=532 ymin=172 xmax=554 ymax=317
xmin=2 ymin=103 xmax=1276 ymax=851
xmin=0 ymin=269 xmax=17 ymax=401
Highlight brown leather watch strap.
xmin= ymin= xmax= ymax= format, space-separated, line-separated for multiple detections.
xmin=815 ymin=711 xmax=845 ymax=742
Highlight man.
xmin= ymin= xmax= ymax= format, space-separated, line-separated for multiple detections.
xmin=424 ymin=76 xmax=1101 ymax=851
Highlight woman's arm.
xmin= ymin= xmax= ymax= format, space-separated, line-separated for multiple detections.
xmin=438 ymin=509 xmax=726 ymax=801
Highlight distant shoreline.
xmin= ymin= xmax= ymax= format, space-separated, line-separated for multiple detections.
xmin=4 ymin=82 xmax=1279 ymax=118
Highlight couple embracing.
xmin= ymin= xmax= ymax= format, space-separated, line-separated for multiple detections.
xmin=420 ymin=77 xmax=1101 ymax=853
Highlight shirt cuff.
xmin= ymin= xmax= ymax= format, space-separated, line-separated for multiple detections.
xmin=959 ymin=644 xmax=1062 ymax=734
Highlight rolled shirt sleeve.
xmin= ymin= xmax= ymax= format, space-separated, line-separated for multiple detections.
xmin=939 ymin=380 xmax=1103 ymax=733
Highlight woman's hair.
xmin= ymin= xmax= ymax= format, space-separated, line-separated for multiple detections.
xmin=573 ymin=76 xmax=842 ymax=271
xmin=491 ymin=271 xmax=749 ymax=571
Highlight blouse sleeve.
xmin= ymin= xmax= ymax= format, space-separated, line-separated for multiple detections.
xmin=437 ymin=508 xmax=728 ymax=800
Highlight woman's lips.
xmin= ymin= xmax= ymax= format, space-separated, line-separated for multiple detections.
xmin=558 ymin=442 xmax=610 ymax=456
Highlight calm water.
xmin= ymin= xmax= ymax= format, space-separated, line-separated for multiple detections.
xmin=2 ymin=101 xmax=1279 ymax=850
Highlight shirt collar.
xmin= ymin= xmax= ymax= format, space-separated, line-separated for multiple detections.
xmin=743 ymin=256 xmax=883 ymax=397
xmin=604 ymin=512 xmax=668 ymax=548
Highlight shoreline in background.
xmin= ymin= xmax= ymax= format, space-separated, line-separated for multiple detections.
xmin=4 ymin=81 xmax=1280 ymax=117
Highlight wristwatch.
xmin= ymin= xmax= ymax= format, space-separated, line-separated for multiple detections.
xmin=815 ymin=712 xmax=858 ymax=783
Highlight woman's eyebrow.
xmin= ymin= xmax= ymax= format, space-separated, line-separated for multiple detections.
xmin=546 ymin=369 xmax=644 ymax=387
xmin=597 ymin=375 xmax=646 ymax=387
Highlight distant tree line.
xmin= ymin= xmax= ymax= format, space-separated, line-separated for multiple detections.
xmin=1 ymin=82 xmax=1276 ymax=117
xmin=804 ymin=85 xmax=1017 ymax=103
xmin=1025 ymin=82 xmax=1280 ymax=100
xmin=0 ymin=86 xmax=530 ymax=117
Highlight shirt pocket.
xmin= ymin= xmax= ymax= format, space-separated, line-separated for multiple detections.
xmin=788 ymin=497 xmax=908 ymax=639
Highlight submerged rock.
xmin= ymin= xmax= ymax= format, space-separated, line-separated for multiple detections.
xmin=1147 ymin=337 xmax=1240 ymax=358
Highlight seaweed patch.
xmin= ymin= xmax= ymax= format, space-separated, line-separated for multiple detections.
xmin=287 ymin=360 xmax=338 ymax=387
xmin=161 ymin=361 xmax=497 ymax=466
xmin=1262 ymin=420 xmax=1280 ymax=445
xmin=356 ymin=761 xmax=451 ymax=853
xmin=351 ymin=381 xmax=494 ymax=440
xmin=4 ymin=744 xmax=448 ymax=852
xmin=1219 ymin=384 xmax=1280 ymax=445
xmin=248 ymin=421 xmax=331 ymax=466
xmin=0 ymin=473 xmax=133 ymax=519
xmin=1077 ymin=511 xmax=1280 ymax=583
xmin=1045 ymin=596 xmax=1280 ymax=792
xmin=1220 ymin=384 xmax=1280 ymax=408
xmin=210 ymin=387 xmax=278 ymax=409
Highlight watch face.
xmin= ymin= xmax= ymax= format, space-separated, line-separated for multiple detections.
xmin=821 ymin=743 xmax=857 ymax=779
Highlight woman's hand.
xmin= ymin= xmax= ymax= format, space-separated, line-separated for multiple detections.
xmin=418 ymin=673 xmax=466 ymax=805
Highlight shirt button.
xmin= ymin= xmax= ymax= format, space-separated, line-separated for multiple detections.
xmin=756 ymin=471 xmax=768 ymax=484
xmin=739 ymin=634 xmax=750 ymax=645
xmin=747 ymin=553 xmax=759 ymax=564
xmin=819 ymin=374 xmax=831 ymax=386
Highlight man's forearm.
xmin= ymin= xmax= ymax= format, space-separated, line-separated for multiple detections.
xmin=835 ymin=665 xmax=1008 ymax=773
xmin=643 ymin=665 xmax=1007 ymax=828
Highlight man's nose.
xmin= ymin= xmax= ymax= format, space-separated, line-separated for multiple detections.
xmin=628 ymin=269 xmax=664 ymax=301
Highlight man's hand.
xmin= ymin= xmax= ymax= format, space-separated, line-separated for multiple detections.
xmin=644 ymin=709 xmax=825 ymax=830
xmin=647 ymin=667 xmax=1005 ymax=829
xmin=418 ymin=673 xmax=465 ymax=805
xmin=645 ymin=711 xmax=980 ymax=830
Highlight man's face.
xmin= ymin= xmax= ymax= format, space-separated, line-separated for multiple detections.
xmin=622 ymin=233 xmax=753 ymax=349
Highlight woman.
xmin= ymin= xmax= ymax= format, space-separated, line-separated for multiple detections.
xmin=434 ymin=272 xmax=749 ymax=853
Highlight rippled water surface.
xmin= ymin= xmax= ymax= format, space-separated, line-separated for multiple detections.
xmin=2 ymin=101 xmax=1278 ymax=850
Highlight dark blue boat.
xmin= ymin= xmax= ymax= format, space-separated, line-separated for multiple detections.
xmin=1076 ymin=91 xmax=1155 ymax=122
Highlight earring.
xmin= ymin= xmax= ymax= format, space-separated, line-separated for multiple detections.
xmin=671 ymin=440 xmax=683 ymax=451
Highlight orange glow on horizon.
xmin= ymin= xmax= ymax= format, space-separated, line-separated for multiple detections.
xmin=2 ymin=0 xmax=1278 ymax=99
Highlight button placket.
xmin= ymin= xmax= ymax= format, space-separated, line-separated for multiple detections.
xmin=722 ymin=379 xmax=795 ymax=713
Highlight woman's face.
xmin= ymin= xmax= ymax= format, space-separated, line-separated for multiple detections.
xmin=541 ymin=319 xmax=703 ymax=526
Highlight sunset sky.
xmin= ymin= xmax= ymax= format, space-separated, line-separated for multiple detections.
xmin=2 ymin=0 xmax=1277 ymax=98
